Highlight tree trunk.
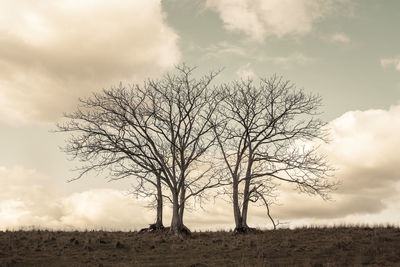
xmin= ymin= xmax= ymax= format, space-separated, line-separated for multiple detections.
xmin=241 ymin=177 xmax=251 ymax=228
xmin=155 ymin=174 xmax=164 ymax=228
xmin=179 ymin=185 xmax=185 ymax=226
xmin=240 ymin=155 xmax=253 ymax=231
xmin=232 ymin=177 xmax=243 ymax=230
xmin=233 ymin=157 xmax=253 ymax=234
xmin=170 ymin=190 xmax=182 ymax=235
xmin=169 ymin=186 xmax=191 ymax=236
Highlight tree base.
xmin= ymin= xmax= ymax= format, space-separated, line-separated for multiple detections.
xmin=233 ymin=226 xmax=262 ymax=235
xmin=139 ymin=223 xmax=192 ymax=236
xmin=169 ymin=225 xmax=192 ymax=236
xmin=139 ymin=223 xmax=167 ymax=233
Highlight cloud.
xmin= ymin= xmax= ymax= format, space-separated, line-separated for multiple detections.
xmin=59 ymin=189 xmax=154 ymax=230
xmin=199 ymin=41 xmax=247 ymax=59
xmin=328 ymin=32 xmax=350 ymax=43
xmin=0 ymin=165 xmax=154 ymax=230
xmin=236 ymin=63 xmax=255 ymax=79
xmin=0 ymin=165 xmax=231 ymax=231
xmin=0 ymin=0 xmax=180 ymax=125
xmin=268 ymin=105 xmax=400 ymax=221
xmin=205 ymin=0 xmax=348 ymax=41
xmin=268 ymin=52 xmax=315 ymax=69
xmin=381 ymin=56 xmax=400 ymax=71
xmin=324 ymin=106 xmax=400 ymax=193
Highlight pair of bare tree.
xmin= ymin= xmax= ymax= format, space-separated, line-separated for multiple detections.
xmin=57 ymin=65 xmax=335 ymax=235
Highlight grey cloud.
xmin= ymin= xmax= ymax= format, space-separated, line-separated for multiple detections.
xmin=337 ymin=167 xmax=400 ymax=195
xmin=264 ymin=194 xmax=387 ymax=220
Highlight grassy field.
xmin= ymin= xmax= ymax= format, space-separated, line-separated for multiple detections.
xmin=1 ymin=226 xmax=400 ymax=266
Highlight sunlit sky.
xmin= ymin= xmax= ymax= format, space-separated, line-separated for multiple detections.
xmin=1 ymin=0 xmax=400 ymax=231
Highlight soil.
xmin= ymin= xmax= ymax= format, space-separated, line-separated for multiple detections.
xmin=1 ymin=226 xmax=400 ymax=266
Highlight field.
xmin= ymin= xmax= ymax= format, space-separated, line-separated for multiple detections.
xmin=1 ymin=226 xmax=400 ymax=266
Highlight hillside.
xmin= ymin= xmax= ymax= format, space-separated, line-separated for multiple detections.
xmin=1 ymin=226 xmax=399 ymax=266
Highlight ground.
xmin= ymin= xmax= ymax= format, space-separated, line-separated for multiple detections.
xmin=1 ymin=226 xmax=400 ymax=266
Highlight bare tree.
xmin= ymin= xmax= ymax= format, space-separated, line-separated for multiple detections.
xmin=213 ymin=76 xmax=336 ymax=233
xmin=142 ymin=65 xmax=225 ymax=235
xmin=57 ymin=65 xmax=224 ymax=235
xmin=57 ymin=85 xmax=168 ymax=230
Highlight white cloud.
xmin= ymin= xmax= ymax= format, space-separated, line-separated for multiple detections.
xmin=328 ymin=32 xmax=350 ymax=43
xmin=236 ymin=63 xmax=255 ymax=79
xmin=268 ymin=52 xmax=314 ymax=69
xmin=0 ymin=165 xmax=154 ymax=230
xmin=0 ymin=0 xmax=180 ymax=125
xmin=205 ymin=0 xmax=348 ymax=41
xmin=59 ymin=189 xmax=154 ymax=230
xmin=201 ymin=41 xmax=247 ymax=59
xmin=273 ymin=105 xmax=400 ymax=222
xmin=381 ymin=56 xmax=400 ymax=71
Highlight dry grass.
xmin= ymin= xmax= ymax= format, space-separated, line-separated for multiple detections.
xmin=1 ymin=226 xmax=400 ymax=266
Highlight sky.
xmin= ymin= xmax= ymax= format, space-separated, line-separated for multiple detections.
xmin=1 ymin=0 xmax=400 ymax=231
